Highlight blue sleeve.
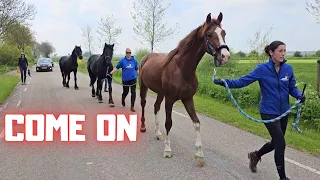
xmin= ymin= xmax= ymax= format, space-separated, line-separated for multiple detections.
xmin=288 ymin=67 xmax=302 ymax=98
xmin=224 ymin=64 xmax=262 ymax=88
xmin=116 ymin=59 xmax=123 ymax=69
xmin=135 ymin=60 xmax=138 ymax=70
xmin=26 ymin=58 xmax=28 ymax=66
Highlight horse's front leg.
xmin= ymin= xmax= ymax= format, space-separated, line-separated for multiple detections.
xmin=181 ymin=97 xmax=205 ymax=167
xmin=107 ymin=76 xmax=114 ymax=107
xmin=97 ymin=78 xmax=103 ymax=103
xmin=74 ymin=70 xmax=79 ymax=90
xmin=164 ymin=97 xmax=175 ymax=158
xmin=66 ymin=72 xmax=70 ymax=88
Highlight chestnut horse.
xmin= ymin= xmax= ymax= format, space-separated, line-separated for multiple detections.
xmin=139 ymin=12 xmax=230 ymax=166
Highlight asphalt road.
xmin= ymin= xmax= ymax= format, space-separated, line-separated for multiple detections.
xmin=0 ymin=63 xmax=319 ymax=180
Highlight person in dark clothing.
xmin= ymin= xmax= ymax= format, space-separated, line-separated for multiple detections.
xmin=213 ymin=40 xmax=306 ymax=180
xmin=110 ymin=48 xmax=139 ymax=112
xmin=18 ymin=53 xmax=29 ymax=85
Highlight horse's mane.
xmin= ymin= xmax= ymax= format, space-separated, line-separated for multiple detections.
xmin=162 ymin=24 xmax=203 ymax=67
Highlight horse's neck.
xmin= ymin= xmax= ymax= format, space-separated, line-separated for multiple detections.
xmin=71 ymin=51 xmax=78 ymax=64
xmin=179 ymin=34 xmax=206 ymax=77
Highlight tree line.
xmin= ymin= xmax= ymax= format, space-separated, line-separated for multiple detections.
xmin=0 ymin=0 xmax=55 ymax=68
xmin=81 ymin=0 xmax=179 ymax=57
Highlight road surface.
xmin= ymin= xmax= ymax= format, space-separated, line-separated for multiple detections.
xmin=0 ymin=63 xmax=319 ymax=180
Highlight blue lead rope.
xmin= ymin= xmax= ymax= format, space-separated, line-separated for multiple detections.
xmin=212 ymin=68 xmax=304 ymax=133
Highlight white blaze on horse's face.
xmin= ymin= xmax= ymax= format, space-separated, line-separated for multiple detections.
xmin=214 ymin=27 xmax=230 ymax=65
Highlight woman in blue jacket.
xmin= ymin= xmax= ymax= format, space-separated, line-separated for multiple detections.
xmin=110 ymin=48 xmax=139 ymax=112
xmin=214 ymin=41 xmax=305 ymax=180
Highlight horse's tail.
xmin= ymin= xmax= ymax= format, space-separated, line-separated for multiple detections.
xmin=140 ymin=54 xmax=148 ymax=69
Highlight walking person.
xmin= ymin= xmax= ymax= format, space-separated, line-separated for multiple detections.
xmin=213 ymin=40 xmax=306 ymax=180
xmin=110 ymin=48 xmax=139 ymax=112
xmin=17 ymin=53 xmax=29 ymax=85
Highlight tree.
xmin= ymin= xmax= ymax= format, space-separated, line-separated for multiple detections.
xmin=38 ymin=41 xmax=55 ymax=58
xmin=306 ymin=0 xmax=320 ymax=23
xmin=247 ymin=25 xmax=273 ymax=63
xmin=131 ymin=0 xmax=179 ymax=52
xmin=0 ymin=0 xmax=37 ymax=37
xmin=81 ymin=24 xmax=94 ymax=56
xmin=2 ymin=22 xmax=35 ymax=52
xmin=32 ymin=41 xmax=41 ymax=58
xmin=294 ymin=51 xmax=303 ymax=57
xmin=96 ymin=14 xmax=122 ymax=49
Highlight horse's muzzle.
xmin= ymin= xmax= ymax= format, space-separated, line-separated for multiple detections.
xmin=79 ymin=56 xmax=83 ymax=59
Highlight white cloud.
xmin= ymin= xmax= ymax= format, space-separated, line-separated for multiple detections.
xmin=24 ymin=0 xmax=320 ymax=56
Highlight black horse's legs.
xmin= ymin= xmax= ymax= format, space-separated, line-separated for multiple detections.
xmin=62 ymin=72 xmax=66 ymax=87
xmin=74 ymin=70 xmax=79 ymax=90
xmin=107 ymin=76 xmax=114 ymax=106
xmin=97 ymin=78 xmax=103 ymax=102
xmin=66 ymin=72 xmax=70 ymax=88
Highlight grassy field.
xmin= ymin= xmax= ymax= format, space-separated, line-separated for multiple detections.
xmin=0 ymin=74 xmax=20 ymax=104
xmin=53 ymin=56 xmax=320 ymax=157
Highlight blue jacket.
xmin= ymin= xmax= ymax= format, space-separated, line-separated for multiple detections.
xmin=18 ymin=57 xmax=28 ymax=69
xmin=116 ymin=56 xmax=139 ymax=81
xmin=224 ymin=58 xmax=302 ymax=115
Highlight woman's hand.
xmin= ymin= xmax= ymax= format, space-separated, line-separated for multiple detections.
xmin=213 ymin=79 xmax=225 ymax=87
xmin=297 ymin=94 xmax=306 ymax=103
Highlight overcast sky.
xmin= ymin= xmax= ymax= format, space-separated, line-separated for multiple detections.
xmin=25 ymin=0 xmax=320 ymax=56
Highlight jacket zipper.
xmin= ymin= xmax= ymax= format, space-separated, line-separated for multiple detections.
xmin=274 ymin=66 xmax=282 ymax=115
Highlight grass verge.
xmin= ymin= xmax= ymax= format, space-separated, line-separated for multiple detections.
xmin=0 ymin=74 xmax=20 ymax=105
xmin=78 ymin=64 xmax=320 ymax=158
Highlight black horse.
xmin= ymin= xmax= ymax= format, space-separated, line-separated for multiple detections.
xmin=59 ymin=45 xmax=83 ymax=89
xmin=87 ymin=43 xmax=114 ymax=106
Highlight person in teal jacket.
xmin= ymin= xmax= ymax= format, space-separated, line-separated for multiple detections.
xmin=110 ymin=48 xmax=139 ymax=112
xmin=214 ymin=40 xmax=305 ymax=180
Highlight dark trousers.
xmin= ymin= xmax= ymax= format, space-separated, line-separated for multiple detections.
xmin=20 ymin=66 xmax=27 ymax=83
xmin=256 ymin=113 xmax=289 ymax=179
xmin=122 ymin=78 xmax=137 ymax=107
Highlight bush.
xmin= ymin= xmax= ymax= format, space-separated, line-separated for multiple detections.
xmin=0 ymin=43 xmax=21 ymax=66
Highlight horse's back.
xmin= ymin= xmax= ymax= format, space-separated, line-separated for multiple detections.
xmin=141 ymin=52 xmax=166 ymax=68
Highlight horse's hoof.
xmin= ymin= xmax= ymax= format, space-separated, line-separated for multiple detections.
xmin=75 ymin=87 xmax=79 ymax=90
xmin=156 ymin=135 xmax=165 ymax=140
xmin=195 ymin=155 xmax=205 ymax=167
xmin=140 ymin=127 xmax=146 ymax=133
xmin=92 ymin=94 xmax=95 ymax=97
xmin=164 ymin=150 xmax=172 ymax=158
xmin=109 ymin=103 xmax=114 ymax=107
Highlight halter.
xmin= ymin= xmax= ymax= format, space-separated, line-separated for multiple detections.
xmin=204 ymin=34 xmax=229 ymax=67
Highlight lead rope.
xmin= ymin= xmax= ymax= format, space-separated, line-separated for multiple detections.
xmin=212 ymin=68 xmax=305 ymax=133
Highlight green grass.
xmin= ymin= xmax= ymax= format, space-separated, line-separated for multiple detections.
xmin=0 ymin=74 xmax=20 ymax=104
xmin=77 ymin=58 xmax=320 ymax=157
xmin=239 ymin=59 xmax=318 ymax=63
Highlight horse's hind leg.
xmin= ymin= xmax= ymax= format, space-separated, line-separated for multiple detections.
xmin=181 ymin=97 xmax=205 ymax=167
xmin=163 ymin=97 xmax=175 ymax=158
xmin=154 ymin=94 xmax=164 ymax=140
xmin=74 ymin=70 xmax=79 ymax=90
xmin=139 ymin=78 xmax=148 ymax=133
xmin=107 ymin=75 xmax=114 ymax=107
xmin=66 ymin=72 xmax=70 ymax=88
xmin=61 ymin=71 xmax=66 ymax=87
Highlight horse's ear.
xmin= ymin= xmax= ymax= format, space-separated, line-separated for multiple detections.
xmin=217 ymin=12 xmax=223 ymax=23
xmin=206 ymin=13 xmax=211 ymax=24
xmin=112 ymin=43 xmax=114 ymax=47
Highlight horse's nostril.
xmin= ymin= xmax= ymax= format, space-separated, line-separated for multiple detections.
xmin=222 ymin=54 xmax=225 ymax=59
